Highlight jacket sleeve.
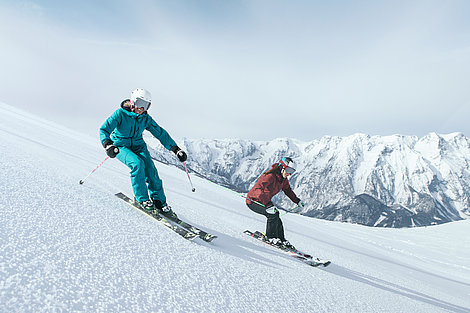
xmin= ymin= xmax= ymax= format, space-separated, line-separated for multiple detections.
xmin=282 ymin=180 xmax=300 ymax=204
xmin=99 ymin=109 xmax=121 ymax=146
xmin=146 ymin=116 xmax=177 ymax=151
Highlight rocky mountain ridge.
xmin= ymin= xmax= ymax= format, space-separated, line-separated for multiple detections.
xmin=146 ymin=132 xmax=470 ymax=227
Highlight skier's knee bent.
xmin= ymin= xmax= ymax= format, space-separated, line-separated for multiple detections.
xmin=128 ymin=158 xmax=146 ymax=176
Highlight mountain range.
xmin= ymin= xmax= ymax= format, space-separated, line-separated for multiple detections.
xmin=146 ymin=132 xmax=470 ymax=228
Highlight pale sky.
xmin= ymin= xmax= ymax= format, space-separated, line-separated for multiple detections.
xmin=1 ymin=0 xmax=469 ymax=141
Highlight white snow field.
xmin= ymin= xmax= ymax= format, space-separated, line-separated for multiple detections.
xmin=0 ymin=102 xmax=469 ymax=313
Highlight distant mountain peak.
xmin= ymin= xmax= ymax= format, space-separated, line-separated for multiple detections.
xmin=147 ymin=133 xmax=470 ymax=227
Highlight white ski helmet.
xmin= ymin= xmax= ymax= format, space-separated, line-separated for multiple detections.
xmin=131 ymin=88 xmax=152 ymax=111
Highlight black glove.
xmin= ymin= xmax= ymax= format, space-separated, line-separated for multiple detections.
xmin=106 ymin=145 xmax=119 ymax=158
xmin=103 ymin=139 xmax=119 ymax=158
xmin=171 ymin=146 xmax=187 ymax=162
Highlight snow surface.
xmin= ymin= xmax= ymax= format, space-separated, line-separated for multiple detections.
xmin=0 ymin=102 xmax=469 ymax=312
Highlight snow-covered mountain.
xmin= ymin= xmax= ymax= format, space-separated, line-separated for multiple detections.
xmin=1 ymin=102 xmax=470 ymax=312
xmin=147 ymin=133 xmax=470 ymax=228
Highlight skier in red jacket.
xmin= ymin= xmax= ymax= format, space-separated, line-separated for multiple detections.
xmin=246 ymin=157 xmax=305 ymax=249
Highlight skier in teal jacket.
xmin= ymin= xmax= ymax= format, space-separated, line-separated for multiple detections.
xmin=99 ymin=88 xmax=187 ymax=217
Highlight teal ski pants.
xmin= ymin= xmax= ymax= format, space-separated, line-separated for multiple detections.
xmin=116 ymin=146 xmax=166 ymax=204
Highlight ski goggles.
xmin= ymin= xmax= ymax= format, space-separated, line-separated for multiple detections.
xmin=133 ymin=98 xmax=151 ymax=111
xmin=279 ymin=158 xmax=296 ymax=174
xmin=283 ymin=166 xmax=296 ymax=175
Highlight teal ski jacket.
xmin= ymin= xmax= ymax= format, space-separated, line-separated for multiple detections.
xmin=99 ymin=100 xmax=177 ymax=152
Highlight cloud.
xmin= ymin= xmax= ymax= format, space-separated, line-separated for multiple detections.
xmin=0 ymin=1 xmax=469 ymax=141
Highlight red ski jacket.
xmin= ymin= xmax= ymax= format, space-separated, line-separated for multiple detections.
xmin=246 ymin=164 xmax=300 ymax=207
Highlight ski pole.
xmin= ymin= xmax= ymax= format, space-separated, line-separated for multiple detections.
xmin=183 ymin=162 xmax=196 ymax=192
xmin=279 ymin=204 xmax=301 ymax=217
xmin=79 ymin=156 xmax=110 ymax=185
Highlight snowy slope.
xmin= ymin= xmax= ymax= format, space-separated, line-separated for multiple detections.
xmin=0 ymin=102 xmax=469 ymax=313
xmin=146 ymin=135 xmax=470 ymax=227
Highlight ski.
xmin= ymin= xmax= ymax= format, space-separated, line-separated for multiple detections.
xmin=244 ymin=230 xmax=331 ymax=267
xmin=115 ymin=192 xmax=198 ymax=241
xmin=165 ymin=215 xmax=217 ymax=242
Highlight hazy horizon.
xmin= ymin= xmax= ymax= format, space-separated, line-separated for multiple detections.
xmin=1 ymin=0 xmax=469 ymax=141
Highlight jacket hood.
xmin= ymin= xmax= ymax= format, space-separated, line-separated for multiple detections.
xmin=121 ymin=99 xmax=132 ymax=111
xmin=120 ymin=99 xmax=147 ymax=117
xmin=268 ymin=163 xmax=284 ymax=181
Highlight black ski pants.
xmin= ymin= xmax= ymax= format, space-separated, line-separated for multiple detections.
xmin=247 ymin=202 xmax=285 ymax=241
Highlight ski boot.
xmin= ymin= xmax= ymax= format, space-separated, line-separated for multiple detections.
xmin=139 ymin=200 xmax=155 ymax=212
xmin=281 ymin=240 xmax=296 ymax=251
xmin=153 ymin=200 xmax=178 ymax=219
xmin=267 ymin=237 xmax=296 ymax=251
xmin=267 ymin=237 xmax=283 ymax=247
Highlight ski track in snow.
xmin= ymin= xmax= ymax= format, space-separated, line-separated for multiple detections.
xmin=0 ymin=103 xmax=469 ymax=312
